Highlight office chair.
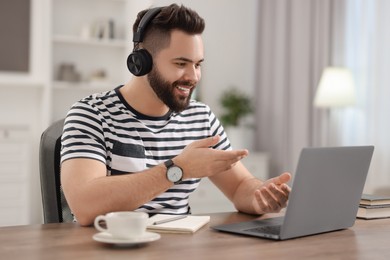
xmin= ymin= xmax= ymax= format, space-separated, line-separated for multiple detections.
xmin=39 ymin=119 xmax=73 ymax=223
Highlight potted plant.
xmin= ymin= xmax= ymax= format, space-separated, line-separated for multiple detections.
xmin=219 ymin=88 xmax=253 ymax=149
xmin=220 ymin=88 xmax=252 ymax=127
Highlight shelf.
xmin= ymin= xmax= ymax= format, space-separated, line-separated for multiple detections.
xmin=53 ymin=34 xmax=127 ymax=48
xmin=56 ymin=0 xmax=128 ymax=3
xmin=0 ymin=79 xmax=44 ymax=90
xmin=53 ymin=80 xmax=114 ymax=91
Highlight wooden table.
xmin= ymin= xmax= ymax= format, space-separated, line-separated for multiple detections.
xmin=0 ymin=212 xmax=389 ymax=259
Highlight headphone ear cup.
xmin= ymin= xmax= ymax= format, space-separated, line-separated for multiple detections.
xmin=127 ymin=49 xmax=153 ymax=76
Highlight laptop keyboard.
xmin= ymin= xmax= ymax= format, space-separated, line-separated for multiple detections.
xmin=244 ymin=225 xmax=281 ymax=235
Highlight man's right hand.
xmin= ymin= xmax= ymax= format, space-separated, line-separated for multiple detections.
xmin=173 ymin=135 xmax=249 ymax=179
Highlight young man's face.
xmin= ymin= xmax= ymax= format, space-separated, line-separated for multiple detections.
xmin=147 ymin=30 xmax=204 ymax=113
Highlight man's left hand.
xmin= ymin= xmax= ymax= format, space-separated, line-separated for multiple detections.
xmin=253 ymin=172 xmax=291 ymax=214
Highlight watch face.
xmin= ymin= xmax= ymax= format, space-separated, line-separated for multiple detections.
xmin=167 ymin=166 xmax=183 ymax=183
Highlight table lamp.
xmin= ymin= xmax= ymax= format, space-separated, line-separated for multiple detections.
xmin=314 ymin=67 xmax=356 ymax=107
xmin=314 ymin=67 xmax=356 ymax=146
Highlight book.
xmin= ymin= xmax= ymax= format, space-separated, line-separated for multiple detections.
xmin=147 ymin=214 xmax=210 ymax=234
xmin=360 ymin=194 xmax=390 ymax=206
xmin=357 ymin=204 xmax=390 ymax=219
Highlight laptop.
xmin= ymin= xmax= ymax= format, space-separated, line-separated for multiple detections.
xmin=212 ymin=146 xmax=374 ymax=240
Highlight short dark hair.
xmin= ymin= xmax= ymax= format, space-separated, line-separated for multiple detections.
xmin=133 ymin=4 xmax=205 ymax=55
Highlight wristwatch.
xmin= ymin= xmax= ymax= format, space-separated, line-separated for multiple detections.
xmin=164 ymin=159 xmax=183 ymax=184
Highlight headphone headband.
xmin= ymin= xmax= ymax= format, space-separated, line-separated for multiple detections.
xmin=128 ymin=7 xmax=162 ymax=76
xmin=133 ymin=7 xmax=162 ymax=43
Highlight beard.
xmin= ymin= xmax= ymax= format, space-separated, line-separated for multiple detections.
xmin=147 ymin=66 xmax=196 ymax=113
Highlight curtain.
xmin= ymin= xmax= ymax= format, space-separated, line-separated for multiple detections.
xmin=254 ymin=0 xmax=333 ymax=177
xmin=333 ymin=0 xmax=390 ymax=194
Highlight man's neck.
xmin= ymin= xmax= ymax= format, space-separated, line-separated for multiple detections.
xmin=120 ymin=77 xmax=170 ymax=117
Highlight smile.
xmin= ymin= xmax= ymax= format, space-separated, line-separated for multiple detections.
xmin=176 ymin=86 xmax=192 ymax=92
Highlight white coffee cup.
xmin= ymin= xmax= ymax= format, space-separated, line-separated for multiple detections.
xmin=94 ymin=211 xmax=148 ymax=239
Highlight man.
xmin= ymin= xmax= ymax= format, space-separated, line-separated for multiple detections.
xmin=61 ymin=4 xmax=291 ymax=226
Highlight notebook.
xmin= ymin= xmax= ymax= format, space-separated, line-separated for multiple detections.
xmin=147 ymin=214 xmax=210 ymax=233
xmin=212 ymin=146 xmax=374 ymax=240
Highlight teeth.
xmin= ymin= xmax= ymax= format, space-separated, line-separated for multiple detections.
xmin=177 ymin=86 xmax=190 ymax=92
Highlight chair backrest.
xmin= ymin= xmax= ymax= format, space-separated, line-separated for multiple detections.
xmin=39 ymin=119 xmax=73 ymax=223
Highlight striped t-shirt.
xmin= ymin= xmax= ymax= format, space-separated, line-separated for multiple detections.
xmin=61 ymin=86 xmax=231 ymax=215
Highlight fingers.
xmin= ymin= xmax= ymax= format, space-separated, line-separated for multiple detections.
xmin=191 ymin=136 xmax=249 ymax=155
xmin=190 ymin=135 xmax=221 ymax=149
xmin=187 ymin=136 xmax=248 ymax=161
xmin=178 ymin=137 xmax=249 ymax=179
xmin=280 ymin=182 xmax=291 ymax=194
xmin=278 ymin=172 xmax=292 ymax=183
xmin=214 ymin=149 xmax=249 ymax=161
xmin=255 ymin=181 xmax=291 ymax=214
xmin=196 ymin=138 xmax=248 ymax=163
xmin=267 ymin=172 xmax=291 ymax=185
xmin=211 ymin=150 xmax=248 ymax=172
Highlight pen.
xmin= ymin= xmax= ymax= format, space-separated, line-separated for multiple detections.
xmin=153 ymin=215 xmax=187 ymax=225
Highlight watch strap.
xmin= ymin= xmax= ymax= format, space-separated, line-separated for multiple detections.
xmin=164 ymin=159 xmax=174 ymax=168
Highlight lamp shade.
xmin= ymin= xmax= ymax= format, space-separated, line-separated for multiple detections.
xmin=314 ymin=67 xmax=356 ymax=107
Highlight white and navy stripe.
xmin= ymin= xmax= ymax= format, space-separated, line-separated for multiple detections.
xmin=61 ymin=86 xmax=231 ymax=215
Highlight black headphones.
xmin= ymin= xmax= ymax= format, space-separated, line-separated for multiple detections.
xmin=127 ymin=7 xmax=162 ymax=76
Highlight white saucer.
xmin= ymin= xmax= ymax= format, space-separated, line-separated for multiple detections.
xmin=93 ymin=231 xmax=161 ymax=246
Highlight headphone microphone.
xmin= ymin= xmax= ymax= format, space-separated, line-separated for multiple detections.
xmin=127 ymin=7 xmax=162 ymax=76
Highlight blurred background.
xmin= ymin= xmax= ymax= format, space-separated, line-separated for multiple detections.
xmin=1 ymin=0 xmax=389 ymax=225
